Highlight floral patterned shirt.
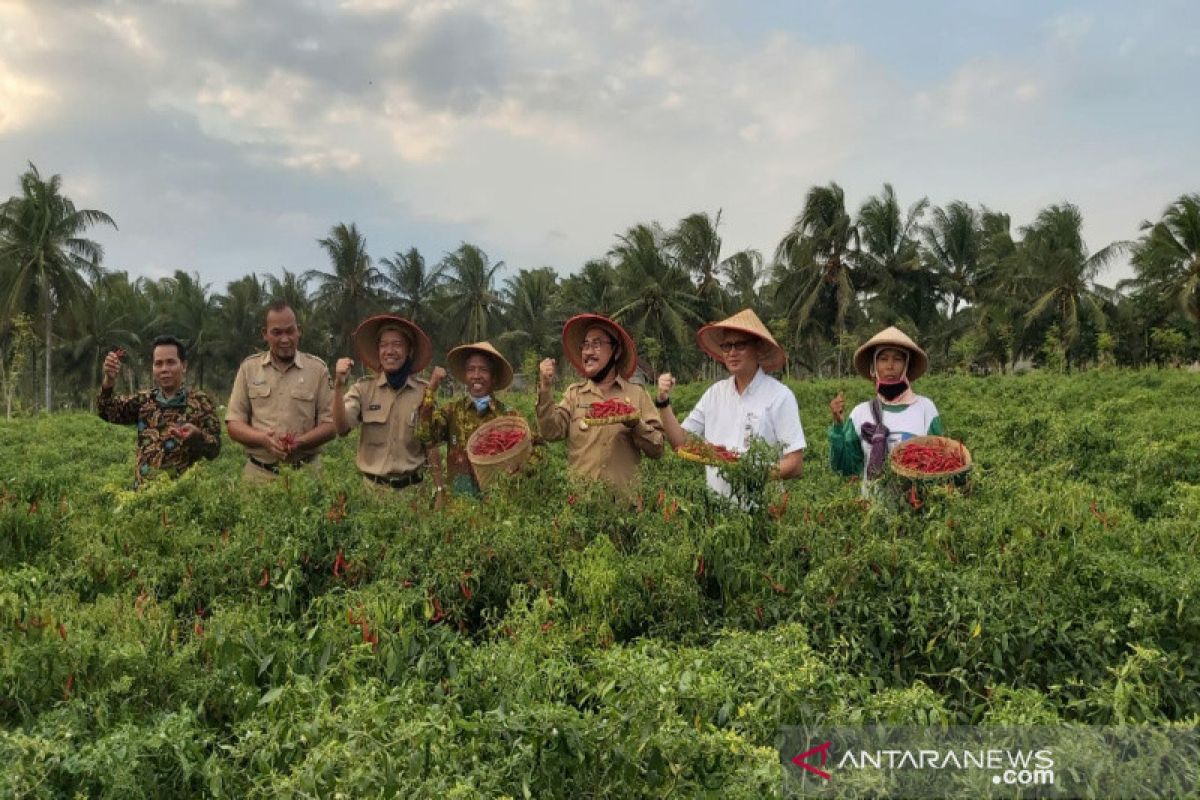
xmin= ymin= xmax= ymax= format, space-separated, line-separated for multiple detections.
xmin=97 ymin=386 xmax=222 ymax=487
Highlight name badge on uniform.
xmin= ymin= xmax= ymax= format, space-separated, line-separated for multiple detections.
xmin=368 ymin=403 xmax=382 ymax=411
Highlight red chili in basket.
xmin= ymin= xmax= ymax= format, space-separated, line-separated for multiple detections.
xmin=470 ymin=428 xmax=525 ymax=456
xmin=587 ymin=398 xmax=637 ymax=419
xmin=893 ymin=443 xmax=965 ymax=474
xmin=679 ymin=441 xmax=740 ymax=463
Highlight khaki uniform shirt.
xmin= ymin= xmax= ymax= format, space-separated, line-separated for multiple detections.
xmin=225 ymin=351 xmax=334 ymax=464
xmin=342 ymin=372 xmax=428 ymax=477
xmin=537 ymin=375 xmax=664 ymax=488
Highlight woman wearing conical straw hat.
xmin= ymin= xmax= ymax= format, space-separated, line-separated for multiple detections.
xmin=827 ymin=326 xmax=943 ymax=483
xmin=537 ymin=313 xmax=664 ymax=489
xmin=656 ymin=308 xmax=806 ymax=497
xmin=417 ymin=341 xmax=521 ymax=501
xmin=331 ymin=314 xmax=435 ymax=494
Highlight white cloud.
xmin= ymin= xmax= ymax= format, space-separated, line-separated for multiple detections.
xmin=914 ymin=59 xmax=1043 ymax=129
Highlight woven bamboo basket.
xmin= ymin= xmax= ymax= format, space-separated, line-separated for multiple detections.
xmin=466 ymin=416 xmax=533 ymax=490
xmin=889 ymin=435 xmax=972 ymax=481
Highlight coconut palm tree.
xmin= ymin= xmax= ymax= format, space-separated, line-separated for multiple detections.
xmin=772 ymin=182 xmax=861 ymax=375
xmin=560 ymin=259 xmax=618 ymax=316
xmin=379 ymin=247 xmax=445 ymax=330
xmin=0 ymin=163 xmax=116 ymax=411
xmin=439 ymin=243 xmax=503 ymax=343
xmin=1020 ymin=204 xmax=1127 ymax=364
xmin=306 ymin=222 xmax=384 ymax=354
xmin=62 ymin=270 xmax=141 ymax=407
xmin=143 ymin=271 xmax=220 ymax=389
xmin=854 ymin=184 xmax=933 ymax=330
xmin=1122 ymin=193 xmax=1200 ymax=325
xmin=722 ymin=250 xmax=765 ymax=315
xmin=610 ymin=223 xmax=702 ymax=371
xmin=923 ymin=200 xmax=982 ymax=320
xmin=498 ymin=267 xmax=561 ymax=366
xmin=264 ymin=269 xmax=312 ymax=326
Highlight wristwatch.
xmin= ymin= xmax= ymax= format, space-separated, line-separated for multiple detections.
xmin=654 ymin=396 xmax=671 ymax=409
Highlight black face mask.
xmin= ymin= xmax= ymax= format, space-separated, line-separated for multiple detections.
xmin=877 ymin=380 xmax=909 ymax=401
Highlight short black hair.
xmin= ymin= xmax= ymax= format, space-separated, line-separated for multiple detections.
xmin=151 ymin=335 xmax=187 ymax=362
xmin=265 ymin=300 xmax=294 ymax=322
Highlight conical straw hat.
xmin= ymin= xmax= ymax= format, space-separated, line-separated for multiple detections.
xmin=852 ymin=326 xmax=928 ymax=380
xmin=446 ymin=341 xmax=514 ymax=391
xmin=561 ymin=314 xmax=637 ymax=379
xmin=696 ymin=308 xmax=787 ymax=372
xmin=351 ymin=315 xmax=433 ymax=373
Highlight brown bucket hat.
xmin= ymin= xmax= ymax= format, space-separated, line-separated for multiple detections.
xmin=696 ymin=308 xmax=787 ymax=372
xmin=852 ymin=326 xmax=929 ymax=381
xmin=351 ymin=314 xmax=433 ymax=373
xmin=561 ymin=313 xmax=637 ymax=380
xmin=446 ymin=341 xmax=514 ymax=392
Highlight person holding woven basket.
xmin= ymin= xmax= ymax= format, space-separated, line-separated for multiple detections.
xmin=537 ymin=314 xmax=664 ymax=490
xmin=828 ymin=327 xmax=944 ymax=484
xmin=417 ymin=341 xmax=522 ymax=502
xmin=656 ymin=309 xmax=806 ymax=498
xmin=332 ymin=315 xmax=435 ymax=495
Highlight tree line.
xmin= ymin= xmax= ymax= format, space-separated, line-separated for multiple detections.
xmin=1 ymin=162 xmax=1198 ymax=413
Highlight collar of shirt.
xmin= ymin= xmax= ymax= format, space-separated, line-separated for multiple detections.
xmin=260 ymin=351 xmax=300 ymax=373
xmin=154 ymin=387 xmax=189 ymax=407
xmin=580 ymin=374 xmax=631 ymax=397
xmin=728 ymin=367 xmax=767 ymax=397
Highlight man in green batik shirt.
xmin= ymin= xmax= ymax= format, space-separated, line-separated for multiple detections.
xmin=97 ymin=335 xmax=222 ymax=487
xmin=417 ymin=341 xmax=520 ymax=501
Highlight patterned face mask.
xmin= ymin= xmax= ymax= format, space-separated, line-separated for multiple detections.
xmin=472 ymin=395 xmax=492 ymax=413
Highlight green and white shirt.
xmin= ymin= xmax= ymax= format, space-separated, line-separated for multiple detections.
xmin=828 ymin=395 xmax=942 ymax=480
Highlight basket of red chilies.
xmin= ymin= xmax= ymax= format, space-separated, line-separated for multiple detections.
xmin=889 ymin=435 xmax=972 ymax=481
xmin=466 ymin=415 xmax=533 ymax=489
xmin=581 ymin=397 xmax=640 ymax=428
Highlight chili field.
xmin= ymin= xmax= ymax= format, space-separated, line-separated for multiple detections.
xmin=1 ymin=370 xmax=1198 ymax=797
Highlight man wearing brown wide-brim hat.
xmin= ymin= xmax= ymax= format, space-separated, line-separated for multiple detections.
xmin=331 ymin=314 xmax=435 ymax=494
xmin=657 ymin=308 xmax=806 ymax=498
xmin=828 ymin=326 xmax=944 ymax=484
xmin=536 ymin=313 xmax=664 ymax=489
xmin=417 ymin=341 xmax=523 ymax=500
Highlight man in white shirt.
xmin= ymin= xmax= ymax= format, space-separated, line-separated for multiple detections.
xmin=656 ymin=308 xmax=805 ymax=497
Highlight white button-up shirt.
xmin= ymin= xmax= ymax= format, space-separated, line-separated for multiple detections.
xmin=680 ymin=368 xmax=806 ymax=497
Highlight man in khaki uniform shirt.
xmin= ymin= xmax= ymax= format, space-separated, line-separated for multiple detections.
xmin=333 ymin=314 xmax=434 ymax=494
xmin=537 ymin=313 xmax=663 ymax=489
xmin=226 ymin=302 xmax=336 ymax=483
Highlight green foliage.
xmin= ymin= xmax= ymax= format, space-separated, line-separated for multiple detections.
xmin=1 ymin=371 xmax=1199 ymax=796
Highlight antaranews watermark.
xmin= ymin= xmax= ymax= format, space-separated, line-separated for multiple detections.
xmin=779 ymin=725 xmax=1199 ymax=798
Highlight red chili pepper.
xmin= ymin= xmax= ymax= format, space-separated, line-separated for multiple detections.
xmin=587 ymin=399 xmax=636 ymax=419
xmin=332 ymin=550 xmax=345 ymax=578
xmin=894 ymin=443 xmax=965 ymax=474
xmin=64 ymin=673 xmax=75 ymax=700
xmin=470 ymin=428 xmax=526 ymax=456
xmin=259 ymin=568 xmax=270 ymax=588
xmin=679 ymin=441 xmax=740 ymax=463
xmin=113 ymin=347 xmax=126 ymax=361
xmin=57 ymin=622 xmax=67 ymax=640
xmin=460 ymin=582 xmax=473 ymax=600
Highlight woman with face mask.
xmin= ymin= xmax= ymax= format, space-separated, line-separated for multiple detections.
xmin=827 ymin=327 xmax=943 ymax=483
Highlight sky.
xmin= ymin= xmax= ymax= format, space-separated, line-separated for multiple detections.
xmin=1 ymin=0 xmax=1196 ymax=289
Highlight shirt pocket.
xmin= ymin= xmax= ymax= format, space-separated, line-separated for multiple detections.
xmin=248 ymin=383 xmax=272 ymax=411
xmin=290 ymin=386 xmax=315 ymax=403
xmin=360 ymin=403 xmax=392 ymax=447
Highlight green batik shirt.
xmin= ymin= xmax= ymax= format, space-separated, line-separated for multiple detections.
xmin=417 ymin=394 xmax=517 ymax=496
xmin=97 ymin=386 xmax=222 ymax=487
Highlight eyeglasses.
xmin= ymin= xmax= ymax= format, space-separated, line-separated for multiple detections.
xmin=718 ymin=339 xmax=755 ymax=354
xmin=581 ymin=337 xmax=615 ymax=352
